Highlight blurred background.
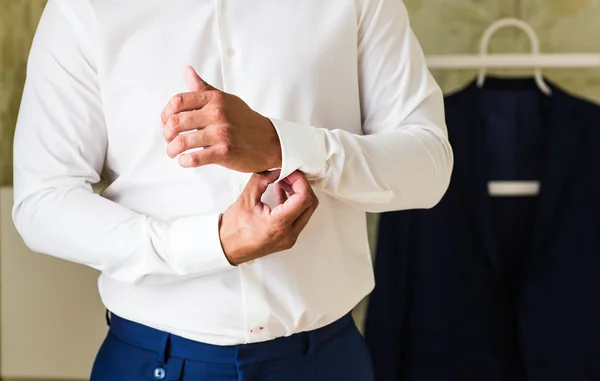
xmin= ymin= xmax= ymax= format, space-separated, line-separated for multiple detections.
xmin=0 ymin=1 xmax=599 ymax=380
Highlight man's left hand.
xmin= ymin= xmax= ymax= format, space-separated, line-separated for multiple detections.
xmin=161 ymin=66 xmax=282 ymax=173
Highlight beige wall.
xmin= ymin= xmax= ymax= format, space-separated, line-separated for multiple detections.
xmin=0 ymin=0 xmax=46 ymax=186
xmin=407 ymin=0 xmax=600 ymax=100
xmin=0 ymin=0 xmax=599 ymax=379
xmin=0 ymin=189 xmax=107 ymax=380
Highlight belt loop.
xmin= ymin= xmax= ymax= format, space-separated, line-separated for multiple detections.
xmin=157 ymin=333 xmax=171 ymax=364
xmin=105 ymin=309 xmax=111 ymax=327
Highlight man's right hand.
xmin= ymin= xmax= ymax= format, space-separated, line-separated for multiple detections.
xmin=219 ymin=170 xmax=319 ymax=266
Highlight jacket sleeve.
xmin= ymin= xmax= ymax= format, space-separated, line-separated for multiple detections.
xmin=364 ymin=210 xmax=414 ymax=381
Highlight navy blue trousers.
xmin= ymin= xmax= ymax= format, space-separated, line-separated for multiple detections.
xmin=91 ymin=313 xmax=374 ymax=381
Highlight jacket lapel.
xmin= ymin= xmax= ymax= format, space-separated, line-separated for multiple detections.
xmin=450 ymin=81 xmax=582 ymax=278
xmin=451 ymin=88 xmax=502 ymax=278
xmin=530 ymin=89 xmax=581 ymax=258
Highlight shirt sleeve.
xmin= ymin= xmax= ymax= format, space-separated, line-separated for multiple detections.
xmin=12 ymin=0 xmax=234 ymax=285
xmin=270 ymin=0 xmax=453 ymax=213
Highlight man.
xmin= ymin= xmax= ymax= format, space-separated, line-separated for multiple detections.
xmin=13 ymin=0 xmax=452 ymax=380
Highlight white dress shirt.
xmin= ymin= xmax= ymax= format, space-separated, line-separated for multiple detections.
xmin=13 ymin=0 xmax=453 ymax=345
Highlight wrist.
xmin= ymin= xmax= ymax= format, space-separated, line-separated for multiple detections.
xmin=218 ymin=212 xmax=238 ymax=266
xmin=219 ymin=211 xmax=256 ymax=266
xmin=265 ymin=117 xmax=282 ymax=169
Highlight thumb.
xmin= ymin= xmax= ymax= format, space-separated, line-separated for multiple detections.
xmin=242 ymin=170 xmax=281 ymax=205
xmin=184 ymin=66 xmax=212 ymax=92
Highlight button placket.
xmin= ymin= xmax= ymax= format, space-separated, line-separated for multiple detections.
xmin=215 ymin=0 xmax=269 ymax=342
xmin=239 ymin=261 xmax=271 ymax=342
xmin=214 ymin=0 xmax=234 ymax=92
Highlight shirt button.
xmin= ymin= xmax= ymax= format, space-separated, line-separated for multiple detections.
xmin=153 ymin=367 xmax=166 ymax=380
xmin=226 ymin=47 xmax=236 ymax=57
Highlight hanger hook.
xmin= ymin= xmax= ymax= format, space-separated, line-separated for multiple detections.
xmin=477 ymin=18 xmax=552 ymax=95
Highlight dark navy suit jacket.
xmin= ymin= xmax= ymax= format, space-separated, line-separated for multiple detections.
xmin=364 ymin=78 xmax=600 ymax=381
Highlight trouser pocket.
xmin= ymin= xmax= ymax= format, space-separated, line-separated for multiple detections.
xmin=91 ymin=332 xmax=183 ymax=381
xmin=309 ymin=320 xmax=375 ymax=381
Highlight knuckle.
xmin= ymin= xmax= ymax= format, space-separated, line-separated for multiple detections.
xmin=211 ymin=90 xmax=225 ymax=103
xmin=168 ymin=114 xmax=180 ymax=130
xmin=170 ymin=94 xmax=184 ymax=110
xmin=252 ymin=173 xmax=270 ymax=188
xmin=215 ymin=125 xmax=231 ymax=143
xmin=312 ymin=195 xmax=320 ymax=209
xmin=218 ymin=142 xmax=231 ymax=157
xmin=202 ymin=92 xmax=212 ymax=105
xmin=188 ymin=153 xmax=202 ymax=166
xmin=270 ymin=224 xmax=288 ymax=239
xmin=302 ymin=194 xmax=313 ymax=208
xmin=281 ymin=235 xmax=297 ymax=250
xmin=249 ymin=172 xmax=263 ymax=184
xmin=212 ymin=106 xmax=227 ymax=121
xmin=259 ymin=177 xmax=270 ymax=188
xmin=174 ymin=135 xmax=188 ymax=150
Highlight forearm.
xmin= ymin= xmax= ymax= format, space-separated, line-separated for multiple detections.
xmin=314 ymin=124 xmax=452 ymax=212
xmin=12 ymin=184 xmax=231 ymax=285
xmin=271 ymin=0 xmax=453 ymax=212
xmin=12 ymin=1 xmax=233 ymax=285
xmin=272 ymin=118 xmax=452 ymax=213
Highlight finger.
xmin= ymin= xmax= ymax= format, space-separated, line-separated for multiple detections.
xmin=291 ymin=199 xmax=318 ymax=236
xmin=166 ymin=129 xmax=218 ymax=158
xmin=161 ymin=91 xmax=215 ymax=125
xmin=242 ymin=170 xmax=281 ymax=205
xmin=163 ymin=109 xmax=212 ymax=142
xmin=178 ymin=147 xmax=220 ymax=168
xmin=277 ymin=181 xmax=294 ymax=196
xmin=280 ymin=176 xmax=293 ymax=186
xmin=271 ymin=190 xmax=313 ymax=223
xmin=286 ymin=171 xmax=314 ymax=198
xmin=276 ymin=172 xmax=302 ymax=197
xmin=274 ymin=183 xmax=288 ymax=206
xmin=184 ymin=66 xmax=214 ymax=92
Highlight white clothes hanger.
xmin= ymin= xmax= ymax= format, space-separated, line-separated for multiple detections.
xmin=487 ymin=181 xmax=540 ymax=197
xmin=479 ymin=19 xmax=544 ymax=196
xmin=476 ymin=18 xmax=552 ymax=96
xmin=426 ymin=18 xmax=600 ymax=197
xmin=423 ymin=19 xmax=600 ymax=196
xmin=426 ymin=22 xmax=600 ymax=71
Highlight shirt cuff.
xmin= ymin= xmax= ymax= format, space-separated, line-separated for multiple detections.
xmin=168 ymin=213 xmax=234 ymax=276
xmin=270 ymin=119 xmax=328 ymax=181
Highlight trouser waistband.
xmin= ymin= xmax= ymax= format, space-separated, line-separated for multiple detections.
xmin=107 ymin=312 xmax=353 ymax=366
